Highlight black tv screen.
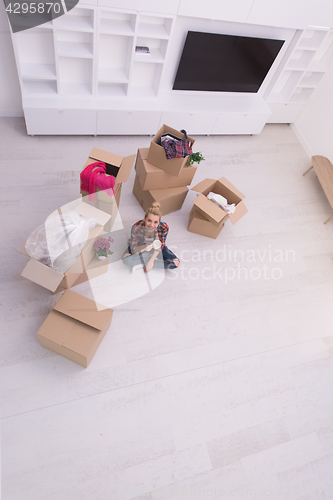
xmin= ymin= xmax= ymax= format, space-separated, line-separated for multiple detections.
xmin=173 ymin=31 xmax=285 ymax=93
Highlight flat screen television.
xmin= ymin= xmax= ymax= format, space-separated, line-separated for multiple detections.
xmin=173 ymin=31 xmax=285 ymax=93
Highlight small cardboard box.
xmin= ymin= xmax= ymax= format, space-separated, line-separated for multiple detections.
xmin=36 ymin=289 xmax=113 ymax=368
xmin=187 ymin=206 xmax=225 ymax=239
xmin=192 ymin=177 xmax=248 ymax=227
xmin=18 ymin=203 xmax=111 ymax=293
xmin=133 ymin=176 xmax=188 ymax=216
xmin=80 ymin=147 xmax=136 ymax=202
xmin=147 ymin=125 xmax=195 ymax=177
xmin=135 ymin=148 xmax=197 ymax=190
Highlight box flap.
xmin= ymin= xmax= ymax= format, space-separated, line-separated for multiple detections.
xmin=73 ymin=202 xmax=111 ymax=227
xmin=37 ymin=310 xmax=76 ymax=343
xmin=21 ymin=259 xmax=64 ymax=292
xmin=89 ymin=147 xmax=123 ymax=167
xmin=191 ymin=179 xmax=216 ymax=193
xmin=193 ymin=194 xmax=227 ymax=225
xmin=218 ymin=177 xmax=246 ymax=200
xmin=228 ymin=199 xmax=248 ymax=224
xmin=116 ymin=154 xmax=136 ymax=184
xmin=17 ymin=243 xmax=29 ymax=256
xmin=54 ymin=289 xmax=113 ymax=330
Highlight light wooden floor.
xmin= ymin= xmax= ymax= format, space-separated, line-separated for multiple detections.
xmin=1 ymin=118 xmax=333 ymax=500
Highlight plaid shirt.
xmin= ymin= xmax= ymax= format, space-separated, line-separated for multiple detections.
xmin=162 ymin=138 xmax=192 ymax=160
xmin=129 ymin=220 xmax=169 ymax=254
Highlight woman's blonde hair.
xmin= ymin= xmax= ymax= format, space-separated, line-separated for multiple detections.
xmin=144 ymin=202 xmax=162 ymax=221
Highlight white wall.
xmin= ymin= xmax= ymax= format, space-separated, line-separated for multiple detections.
xmin=293 ymin=64 xmax=333 ymax=160
xmin=0 ymin=2 xmax=23 ymax=117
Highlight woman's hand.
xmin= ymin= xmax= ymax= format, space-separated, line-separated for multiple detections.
xmin=144 ymin=259 xmax=154 ymax=273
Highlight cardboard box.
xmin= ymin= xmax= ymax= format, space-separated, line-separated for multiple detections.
xmin=135 ymin=148 xmax=197 ymax=190
xmin=18 ymin=202 xmax=111 ymax=293
xmin=147 ymin=125 xmax=195 ymax=177
xmin=192 ymin=177 xmax=248 ymax=226
xmin=36 ymin=289 xmax=113 ymax=368
xmin=80 ymin=147 xmax=136 ymax=201
xmin=187 ymin=206 xmax=225 ymax=239
xmin=133 ymin=176 xmax=188 ymax=216
xmin=82 ymin=183 xmax=122 ymax=233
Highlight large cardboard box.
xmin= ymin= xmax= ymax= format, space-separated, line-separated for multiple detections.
xmin=36 ymin=290 xmax=113 ymax=368
xmin=133 ymin=176 xmax=188 ymax=216
xmin=80 ymin=147 xmax=136 ymax=201
xmin=187 ymin=206 xmax=225 ymax=239
xmin=18 ymin=203 xmax=111 ymax=293
xmin=135 ymin=148 xmax=197 ymax=190
xmin=147 ymin=125 xmax=195 ymax=177
xmin=192 ymin=177 xmax=248 ymax=226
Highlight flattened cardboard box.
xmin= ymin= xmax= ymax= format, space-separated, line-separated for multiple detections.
xmin=188 ymin=206 xmax=225 ymax=239
xmin=147 ymin=125 xmax=195 ymax=177
xmin=192 ymin=177 xmax=248 ymax=227
xmin=135 ymin=148 xmax=197 ymax=190
xmin=37 ymin=289 xmax=113 ymax=368
xmin=133 ymin=176 xmax=188 ymax=216
xmin=18 ymin=203 xmax=111 ymax=293
xmin=80 ymin=147 xmax=136 ymax=202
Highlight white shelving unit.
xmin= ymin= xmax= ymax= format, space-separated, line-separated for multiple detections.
xmin=10 ymin=7 xmax=333 ymax=135
xmin=266 ymin=26 xmax=333 ymax=121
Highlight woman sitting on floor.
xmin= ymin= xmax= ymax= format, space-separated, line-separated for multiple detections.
xmin=122 ymin=202 xmax=180 ymax=273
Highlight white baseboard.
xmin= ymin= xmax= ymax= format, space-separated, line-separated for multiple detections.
xmin=291 ymin=123 xmax=313 ymax=159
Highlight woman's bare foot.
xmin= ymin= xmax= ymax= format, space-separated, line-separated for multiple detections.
xmin=173 ymin=259 xmax=180 ymax=267
xmin=122 ymin=253 xmax=131 ymax=259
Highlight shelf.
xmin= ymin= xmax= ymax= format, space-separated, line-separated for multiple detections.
xmin=98 ymin=82 xmax=128 ymax=97
xmin=22 ymin=80 xmax=58 ymax=95
xmin=98 ymin=34 xmax=133 ymax=78
xmin=129 ymin=61 xmax=163 ymax=96
xmin=20 ymin=63 xmax=57 ymax=80
xmin=287 ymin=49 xmax=316 ymax=70
xmin=58 ymin=57 xmax=92 ymax=90
xmin=57 ymin=41 xmax=93 ymax=58
xmin=134 ymin=38 xmax=168 ymax=63
xmin=53 ymin=8 xmax=94 ymax=31
xmin=299 ymin=71 xmax=325 ymax=87
xmin=297 ymin=28 xmax=328 ymax=50
xmin=60 ymin=82 xmax=93 ymax=95
xmin=98 ymin=67 xmax=129 ymax=83
xmin=137 ymin=15 xmax=173 ymax=39
xmin=15 ymin=30 xmax=55 ymax=66
xmin=290 ymin=87 xmax=315 ymax=103
xmin=99 ymin=11 xmax=136 ymax=35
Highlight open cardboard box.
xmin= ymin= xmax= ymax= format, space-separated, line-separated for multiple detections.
xmin=192 ymin=177 xmax=248 ymax=226
xmin=147 ymin=125 xmax=195 ymax=177
xmin=82 ymin=183 xmax=122 ymax=233
xmin=80 ymin=147 xmax=136 ymax=202
xmin=37 ymin=289 xmax=113 ymax=368
xmin=135 ymin=148 xmax=197 ymax=190
xmin=188 ymin=206 xmax=225 ymax=239
xmin=133 ymin=176 xmax=188 ymax=216
xmin=18 ymin=202 xmax=111 ymax=293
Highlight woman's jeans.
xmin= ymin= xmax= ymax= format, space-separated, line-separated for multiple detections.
xmin=122 ymin=246 xmax=179 ymax=269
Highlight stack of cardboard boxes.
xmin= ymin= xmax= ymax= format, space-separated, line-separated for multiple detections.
xmin=188 ymin=177 xmax=248 ymax=238
xmin=133 ymin=125 xmax=197 ymax=215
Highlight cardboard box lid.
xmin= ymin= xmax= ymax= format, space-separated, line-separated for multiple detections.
xmin=191 ymin=178 xmax=217 ymax=194
xmin=69 ymin=201 xmax=111 ymax=227
xmin=21 ymin=258 xmax=65 ymax=292
xmin=53 ymin=289 xmax=112 ymax=331
xmin=88 ymin=147 xmax=135 ymax=185
xmin=228 ymin=199 xmax=248 ymax=224
xmin=193 ymin=193 xmax=228 ymax=225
